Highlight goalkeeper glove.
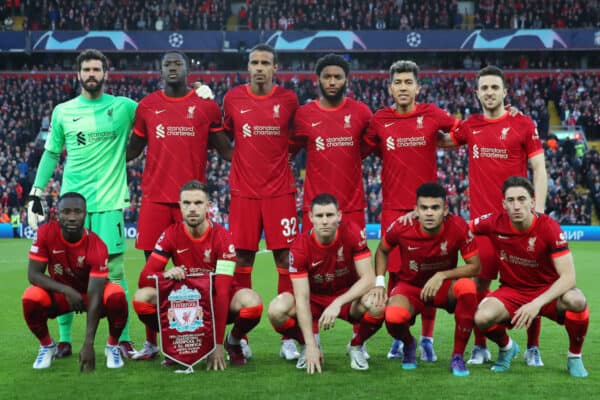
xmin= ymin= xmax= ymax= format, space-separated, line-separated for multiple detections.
xmin=194 ymin=82 xmax=215 ymax=100
xmin=26 ymin=187 xmax=45 ymax=230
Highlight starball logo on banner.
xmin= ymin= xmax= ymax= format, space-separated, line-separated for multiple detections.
xmin=152 ymin=273 xmax=216 ymax=373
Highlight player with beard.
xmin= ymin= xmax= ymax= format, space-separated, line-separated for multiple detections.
xmin=26 ymin=49 xmax=138 ymax=360
xmin=23 ymin=192 xmax=129 ymax=371
xmin=291 ymin=53 xmax=373 ymax=359
xmin=222 ymin=44 xmax=300 ymax=361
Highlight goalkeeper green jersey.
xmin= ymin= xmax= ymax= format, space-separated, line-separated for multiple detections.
xmin=45 ymin=94 xmax=137 ymax=212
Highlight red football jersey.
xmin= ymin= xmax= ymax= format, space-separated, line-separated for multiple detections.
xmin=451 ymin=112 xmax=543 ymax=218
xmin=289 ymin=222 xmax=371 ymax=296
xmin=143 ymin=221 xmax=237 ymax=279
xmin=29 ymin=221 xmax=109 ymax=294
xmin=472 ymin=212 xmax=569 ymax=291
xmin=293 ymin=98 xmax=372 ymax=213
xmin=365 ymin=104 xmax=458 ymax=210
xmin=223 ymin=84 xmax=298 ymax=198
xmin=383 ymin=214 xmax=478 ymax=287
xmin=134 ymin=90 xmax=224 ymax=203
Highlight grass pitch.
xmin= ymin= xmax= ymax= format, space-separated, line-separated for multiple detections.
xmin=1 ymin=239 xmax=597 ymax=399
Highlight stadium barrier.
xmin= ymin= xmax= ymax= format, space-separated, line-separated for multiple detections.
xmin=4 ymin=223 xmax=600 ymax=241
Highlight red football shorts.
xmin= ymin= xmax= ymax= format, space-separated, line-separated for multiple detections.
xmin=309 ymin=293 xmax=355 ymax=324
xmin=390 ymin=280 xmax=454 ymax=314
xmin=229 ymin=194 xmax=297 ymax=251
xmin=136 ymin=200 xmax=183 ymax=251
xmin=302 ymin=209 xmax=365 ymax=232
xmin=381 ymin=209 xmax=410 ymax=275
xmin=487 ymin=285 xmax=557 ymax=321
xmin=475 ymin=234 xmax=500 ymax=281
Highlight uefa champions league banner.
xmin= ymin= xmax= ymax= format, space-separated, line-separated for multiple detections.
xmin=21 ymin=29 xmax=600 ymax=52
xmin=153 ymin=273 xmax=215 ymax=373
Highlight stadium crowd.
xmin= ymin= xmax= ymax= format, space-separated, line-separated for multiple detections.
xmin=3 ymin=0 xmax=599 ymax=31
xmin=0 ymin=70 xmax=598 ymax=226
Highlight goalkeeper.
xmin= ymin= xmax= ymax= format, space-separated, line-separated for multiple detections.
xmin=27 ymin=49 xmax=138 ymax=359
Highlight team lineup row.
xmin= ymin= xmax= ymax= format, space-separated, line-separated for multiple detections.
xmin=21 ymin=45 xmax=587 ymax=377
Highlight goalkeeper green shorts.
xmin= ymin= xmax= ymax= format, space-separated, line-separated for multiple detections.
xmin=85 ymin=210 xmax=126 ymax=255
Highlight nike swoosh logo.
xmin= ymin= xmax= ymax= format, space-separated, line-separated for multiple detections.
xmin=52 ymin=249 xmax=65 ymax=254
xmin=176 ymin=248 xmax=189 ymax=254
xmin=407 ymin=246 xmax=419 ymax=251
xmin=286 ymin=238 xmax=295 ymax=243
xmin=498 ymin=235 xmax=509 ymax=239
xmin=311 ymin=261 xmax=323 ymax=267
xmin=240 ymin=109 xmax=252 ymax=114
xmin=472 ymin=130 xmax=481 ymax=134
xmin=385 ymin=122 xmax=395 ymax=128
xmin=155 ymin=110 xmax=166 ymax=114
xmin=73 ymin=117 xmax=82 ymax=122
xmin=312 ymin=122 xmax=322 ymax=127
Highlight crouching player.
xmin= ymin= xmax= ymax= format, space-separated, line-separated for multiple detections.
xmin=22 ymin=192 xmax=128 ymax=370
xmin=372 ymin=183 xmax=480 ymax=376
xmin=131 ymin=180 xmax=263 ymax=369
xmin=473 ymin=176 xmax=589 ymax=377
xmin=268 ymin=193 xmax=384 ymax=373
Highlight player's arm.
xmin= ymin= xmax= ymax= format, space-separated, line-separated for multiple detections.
xmin=126 ymin=134 xmax=147 ymax=161
xmin=512 ymin=251 xmax=575 ymax=329
xmin=319 ymin=253 xmax=374 ymax=331
xmin=421 ymin=253 xmax=481 ymax=302
xmin=529 ymin=152 xmax=548 ymax=213
xmin=27 ymin=258 xmax=84 ymax=312
xmin=207 ymin=258 xmax=235 ymax=371
xmin=372 ymin=238 xmax=392 ymax=307
xmin=138 ymin=252 xmax=171 ymax=288
xmin=209 ymin=131 xmax=233 ymax=162
xmin=437 ymin=132 xmax=458 ymax=148
xmin=291 ymin=275 xmax=322 ymax=374
xmin=80 ymin=276 xmax=106 ymax=372
xmin=27 ymin=150 xmax=61 ymax=229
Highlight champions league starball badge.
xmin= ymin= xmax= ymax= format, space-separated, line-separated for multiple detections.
xmin=167 ymin=285 xmax=204 ymax=332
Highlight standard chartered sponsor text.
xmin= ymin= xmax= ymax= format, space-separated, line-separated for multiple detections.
xmin=167 ymin=126 xmax=196 ymax=136
xmin=480 ymin=147 xmax=509 ymax=159
xmin=326 ymin=136 xmax=354 ymax=147
xmin=396 ymin=136 xmax=427 ymax=147
xmin=253 ymin=126 xmax=281 ymax=136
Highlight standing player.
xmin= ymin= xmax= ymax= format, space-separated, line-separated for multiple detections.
xmin=373 ymin=182 xmax=480 ymax=376
xmin=268 ymin=194 xmax=384 ymax=373
xmin=23 ymin=192 xmax=128 ymax=370
xmin=131 ymin=181 xmax=263 ymax=368
xmin=223 ymin=44 xmax=300 ymax=360
xmin=25 ymin=49 xmax=137 ymax=359
xmin=127 ymin=51 xmax=231 ymax=259
xmin=473 ymin=176 xmax=588 ymax=378
xmin=365 ymin=60 xmax=460 ymax=360
xmin=445 ymin=66 xmax=548 ymax=366
xmin=292 ymin=53 xmax=372 ymax=231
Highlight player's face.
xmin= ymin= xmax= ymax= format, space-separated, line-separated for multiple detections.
xmin=503 ymin=187 xmax=534 ymax=225
xmin=309 ymin=203 xmax=341 ymax=242
xmin=180 ymin=190 xmax=209 ymax=228
xmin=415 ymin=196 xmax=447 ymax=233
xmin=78 ymin=59 xmax=106 ymax=95
xmin=388 ymin=72 xmax=419 ymax=109
xmin=57 ymin=197 xmax=86 ymax=236
xmin=161 ymin=53 xmax=188 ymax=85
xmin=248 ymin=50 xmax=276 ymax=85
xmin=477 ymin=75 xmax=506 ymax=113
xmin=318 ymin=65 xmax=347 ymax=102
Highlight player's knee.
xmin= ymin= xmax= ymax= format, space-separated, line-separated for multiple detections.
xmin=453 ymin=278 xmax=476 ymax=298
xmin=562 ymin=289 xmax=587 ymax=313
xmin=22 ymin=286 xmax=52 ymax=308
xmin=133 ymin=287 xmax=157 ymax=304
xmin=268 ymin=293 xmax=294 ymax=324
xmin=474 ymin=308 xmax=496 ymax=330
xmin=385 ymin=305 xmax=411 ymax=325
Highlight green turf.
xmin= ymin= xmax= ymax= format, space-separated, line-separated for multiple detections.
xmin=1 ymin=239 xmax=597 ymax=399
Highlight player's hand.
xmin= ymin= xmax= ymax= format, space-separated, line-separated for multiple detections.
xmin=79 ymin=342 xmax=96 ymax=372
xmin=194 ymin=82 xmax=215 ymax=100
xmin=420 ymin=272 xmax=445 ymax=303
xmin=206 ymin=344 xmax=226 ymax=371
xmin=398 ymin=211 xmax=416 ymax=226
xmin=505 ymin=104 xmax=522 ymax=117
xmin=305 ymin=344 xmax=323 ymax=374
xmin=164 ymin=266 xmax=186 ymax=281
xmin=26 ymin=187 xmax=45 ymax=230
xmin=65 ymin=287 xmax=85 ymax=313
xmin=319 ymin=300 xmax=341 ymax=331
xmin=370 ymin=286 xmax=388 ymax=308
xmin=511 ymin=301 xmax=542 ymax=329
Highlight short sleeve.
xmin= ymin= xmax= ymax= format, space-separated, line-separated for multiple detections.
xmin=207 ymin=100 xmax=224 ymax=133
xmin=133 ymin=102 xmax=148 ymax=138
xmin=29 ymin=226 xmax=49 ymax=263
xmin=89 ymin=237 xmax=109 ymax=278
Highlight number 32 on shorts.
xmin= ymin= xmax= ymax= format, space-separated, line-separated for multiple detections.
xmin=281 ymin=217 xmax=297 ymax=239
